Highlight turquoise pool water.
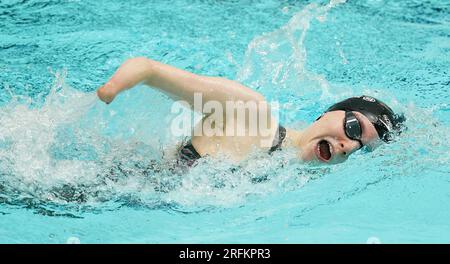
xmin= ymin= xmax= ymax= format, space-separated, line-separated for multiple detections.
xmin=0 ymin=0 xmax=449 ymax=243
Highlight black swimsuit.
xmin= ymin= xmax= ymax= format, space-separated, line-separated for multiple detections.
xmin=177 ymin=125 xmax=287 ymax=167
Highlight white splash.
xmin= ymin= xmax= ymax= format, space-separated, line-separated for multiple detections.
xmin=237 ymin=0 xmax=347 ymax=101
xmin=0 ymin=70 xmax=99 ymax=187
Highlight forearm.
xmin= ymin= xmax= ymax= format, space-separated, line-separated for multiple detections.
xmin=96 ymin=57 xmax=274 ymax=131
xmin=144 ymin=59 xmax=264 ymax=106
xmin=97 ymin=57 xmax=265 ymax=107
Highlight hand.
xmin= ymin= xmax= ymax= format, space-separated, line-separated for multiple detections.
xmin=96 ymin=57 xmax=153 ymax=104
xmin=96 ymin=81 xmax=117 ymax=104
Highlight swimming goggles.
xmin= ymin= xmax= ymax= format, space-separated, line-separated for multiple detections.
xmin=344 ymin=111 xmax=364 ymax=149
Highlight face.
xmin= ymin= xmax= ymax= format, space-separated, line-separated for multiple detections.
xmin=298 ymin=110 xmax=380 ymax=164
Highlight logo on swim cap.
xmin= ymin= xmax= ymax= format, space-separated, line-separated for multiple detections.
xmin=380 ymin=114 xmax=393 ymax=131
xmin=362 ymin=96 xmax=376 ymax=103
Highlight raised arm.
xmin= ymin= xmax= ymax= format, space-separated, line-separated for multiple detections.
xmin=97 ymin=57 xmax=265 ymax=109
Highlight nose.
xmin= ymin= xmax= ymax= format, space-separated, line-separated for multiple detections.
xmin=337 ymin=140 xmax=359 ymax=156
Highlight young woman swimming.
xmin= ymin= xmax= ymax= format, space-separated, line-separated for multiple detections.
xmin=97 ymin=57 xmax=404 ymax=168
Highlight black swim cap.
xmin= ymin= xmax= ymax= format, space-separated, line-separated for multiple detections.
xmin=323 ymin=95 xmax=405 ymax=142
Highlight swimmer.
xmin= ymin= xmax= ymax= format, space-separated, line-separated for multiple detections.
xmin=97 ymin=57 xmax=405 ymax=167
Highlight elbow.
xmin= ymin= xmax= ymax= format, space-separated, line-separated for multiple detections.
xmin=125 ymin=57 xmax=155 ymax=77
xmin=127 ymin=56 xmax=154 ymax=64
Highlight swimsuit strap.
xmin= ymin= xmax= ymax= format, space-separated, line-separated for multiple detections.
xmin=178 ymin=141 xmax=202 ymax=167
xmin=269 ymin=125 xmax=286 ymax=153
xmin=179 ymin=125 xmax=287 ymax=167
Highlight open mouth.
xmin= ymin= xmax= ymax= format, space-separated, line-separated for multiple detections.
xmin=316 ymin=140 xmax=333 ymax=162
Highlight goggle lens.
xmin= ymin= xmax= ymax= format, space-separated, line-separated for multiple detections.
xmin=344 ymin=111 xmax=363 ymax=148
